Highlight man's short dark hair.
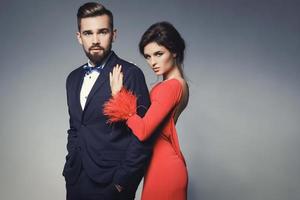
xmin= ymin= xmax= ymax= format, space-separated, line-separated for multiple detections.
xmin=77 ymin=2 xmax=114 ymax=31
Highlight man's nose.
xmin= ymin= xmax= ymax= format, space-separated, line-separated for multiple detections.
xmin=92 ymin=34 xmax=100 ymax=44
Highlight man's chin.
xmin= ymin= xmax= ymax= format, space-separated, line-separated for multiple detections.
xmin=90 ymin=51 xmax=103 ymax=57
xmin=90 ymin=50 xmax=103 ymax=55
xmin=86 ymin=49 xmax=111 ymax=65
xmin=87 ymin=54 xmax=104 ymax=65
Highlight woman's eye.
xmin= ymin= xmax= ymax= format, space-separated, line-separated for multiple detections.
xmin=156 ymin=52 xmax=163 ymax=57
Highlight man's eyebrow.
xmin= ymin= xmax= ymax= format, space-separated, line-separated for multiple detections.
xmin=82 ymin=28 xmax=110 ymax=33
xmin=82 ymin=30 xmax=92 ymax=34
xmin=98 ymin=28 xmax=110 ymax=32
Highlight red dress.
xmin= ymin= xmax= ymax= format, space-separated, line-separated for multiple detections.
xmin=104 ymin=79 xmax=188 ymax=200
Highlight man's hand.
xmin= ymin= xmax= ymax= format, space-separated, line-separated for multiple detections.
xmin=114 ymin=184 xmax=124 ymax=192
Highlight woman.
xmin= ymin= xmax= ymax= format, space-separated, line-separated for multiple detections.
xmin=104 ymin=22 xmax=189 ymax=200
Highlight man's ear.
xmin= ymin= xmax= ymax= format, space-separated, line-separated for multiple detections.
xmin=76 ymin=32 xmax=82 ymax=45
xmin=112 ymin=29 xmax=117 ymax=43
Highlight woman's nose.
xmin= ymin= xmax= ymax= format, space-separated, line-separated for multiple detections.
xmin=150 ymin=58 xmax=157 ymax=67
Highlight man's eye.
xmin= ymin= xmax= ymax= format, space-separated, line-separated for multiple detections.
xmin=156 ymin=52 xmax=163 ymax=57
xmin=100 ymin=31 xmax=109 ymax=35
xmin=83 ymin=32 xmax=92 ymax=36
xmin=144 ymin=55 xmax=150 ymax=59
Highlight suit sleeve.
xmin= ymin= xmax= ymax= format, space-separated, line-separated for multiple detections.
xmin=112 ymin=67 xmax=152 ymax=188
xmin=66 ymin=111 xmax=77 ymax=153
xmin=126 ymin=80 xmax=182 ymax=141
xmin=65 ymin=75 xmax=78 ymax=154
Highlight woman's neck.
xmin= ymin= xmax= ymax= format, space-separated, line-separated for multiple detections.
xmin=163 ymin=65 xmax=183 ymax=80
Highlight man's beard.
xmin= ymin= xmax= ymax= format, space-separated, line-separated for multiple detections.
xmin=85 ymin=44 xmax=112 ymax=66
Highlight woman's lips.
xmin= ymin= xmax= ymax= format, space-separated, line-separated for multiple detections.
xmin=153 ymin=67 xmax=159 ymax=72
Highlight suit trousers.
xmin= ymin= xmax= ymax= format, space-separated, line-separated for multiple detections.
xmin=66 ymin=168 xmax=136 ymax=200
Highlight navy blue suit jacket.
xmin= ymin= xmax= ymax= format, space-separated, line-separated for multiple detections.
xmin=63 ymin=51 xmax=152 ymax=191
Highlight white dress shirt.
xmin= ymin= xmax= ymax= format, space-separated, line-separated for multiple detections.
xmin=80 ymin=64 xmax=100 ymax=109
xmin=80 ymin=52 xmax=113 ymax=110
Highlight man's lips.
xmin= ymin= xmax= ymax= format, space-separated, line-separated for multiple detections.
xmin=90 ymin=47 xmax=103 ymax=51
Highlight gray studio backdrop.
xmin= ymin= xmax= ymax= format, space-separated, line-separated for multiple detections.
xmin=1 ymin=0 xmax=300 ymax=199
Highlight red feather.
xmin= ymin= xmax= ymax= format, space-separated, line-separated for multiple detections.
xmin=103 ymin=88 xmax=137 ymax=123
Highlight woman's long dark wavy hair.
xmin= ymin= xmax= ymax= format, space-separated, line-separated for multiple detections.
xmin=139 ymin=21 xmax=186 ymax=66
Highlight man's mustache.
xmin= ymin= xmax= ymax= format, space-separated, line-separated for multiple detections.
xmin=89 ymin=45 xmax=104 ymax=51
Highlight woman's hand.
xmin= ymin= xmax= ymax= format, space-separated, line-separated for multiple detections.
xmin=110 ymin=64 xmax=123 ymax=96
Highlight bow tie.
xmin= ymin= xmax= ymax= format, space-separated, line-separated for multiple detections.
xmin=83 ymin=65 xmax=103 ymax=75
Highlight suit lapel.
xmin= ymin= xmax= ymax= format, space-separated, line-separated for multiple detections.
xmin=77 ymin=69 xmax=86 ymax=114
xmin=67 ymin=65 xmax=85 ymax=122
xmin=83 ymin=52 xmax=117 ymax=111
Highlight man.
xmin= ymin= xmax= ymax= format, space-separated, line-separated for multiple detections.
xmin=63 ymin=2 xmax=152 ymax=200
